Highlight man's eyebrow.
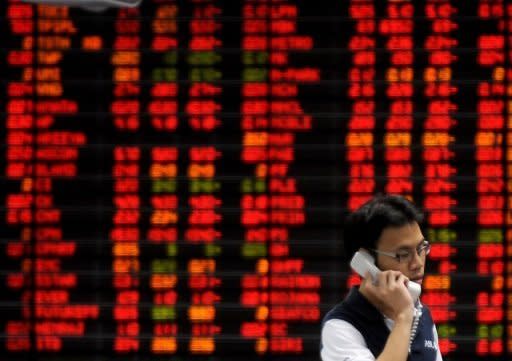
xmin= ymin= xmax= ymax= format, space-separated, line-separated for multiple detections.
xmin=396 ymin=238 xmax=426 ymax=250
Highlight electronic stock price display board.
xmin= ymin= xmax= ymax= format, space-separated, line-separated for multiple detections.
xmin=1 ymin=0 xmax=512 ymax=360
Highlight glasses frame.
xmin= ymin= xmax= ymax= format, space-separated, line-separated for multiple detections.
xmin=371 ymin=240 xmax=431 ymax=264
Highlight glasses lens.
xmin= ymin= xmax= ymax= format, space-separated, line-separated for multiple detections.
xmin=422 ymin=242 xmax=431 ymax=255
xmin=398 ymin=242 xmax=430 ymax=263
xmin=397 ymin=250 xmax=412 ymax=263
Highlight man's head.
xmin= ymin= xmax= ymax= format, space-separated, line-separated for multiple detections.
xmin=343 ymin=194 xmax=427 ymax=282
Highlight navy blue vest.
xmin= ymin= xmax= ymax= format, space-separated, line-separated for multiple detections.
xmin=321 ymin=287 xmax=438 ymax=361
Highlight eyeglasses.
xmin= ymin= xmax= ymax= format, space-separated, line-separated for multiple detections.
xmin=371 ymin=240 xmax=431 ymax=264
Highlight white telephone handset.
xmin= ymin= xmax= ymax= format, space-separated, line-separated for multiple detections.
xmin=350 ymin=250 xmax=421 ymax=302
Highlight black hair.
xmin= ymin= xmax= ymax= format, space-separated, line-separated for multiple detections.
xmin=342 ymin=194 xmax=424 ymax=261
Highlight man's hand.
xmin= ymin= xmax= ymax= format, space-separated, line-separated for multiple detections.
xmin=359 ymin=270 xmax=414 ymax=322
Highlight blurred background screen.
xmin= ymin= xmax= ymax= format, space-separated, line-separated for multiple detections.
xmin=1 ymin=0 xmax=511 ymax=360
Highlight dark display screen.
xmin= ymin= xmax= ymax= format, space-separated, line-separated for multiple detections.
xmin=1 ymin=0 xmax=511 ymax=360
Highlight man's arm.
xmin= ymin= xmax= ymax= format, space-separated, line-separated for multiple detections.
xmin=320 ymin=316 xmax=413 ymax=361
xmin=321 ymin=271 xmax=418 ymax=361
xmin=360 ymin=271 xmax=414 ymax=361
xmin=375 ymin=311 xmax=413 ymax=361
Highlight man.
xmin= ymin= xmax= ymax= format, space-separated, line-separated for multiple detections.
xmin=321 ymin=194 xmax=443 ymax=361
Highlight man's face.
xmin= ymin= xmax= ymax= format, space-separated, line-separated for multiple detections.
xmin=374 ymin=221 xmax=426 ymax=284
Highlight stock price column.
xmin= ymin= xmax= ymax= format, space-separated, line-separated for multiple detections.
xmin=239 ymin=0 xmax=320 ymax=355
xmin=507 ymin=2 xmax=512 ymax=354
xmin=421 ymin=0 xmax=459 ymax=356
xmin=345 ymin=0 xmax=376 ymax=213
xmin=474 ymin=0 xmax=505 ymax=356
xmin=239 ymin=1 xmax=271 ymax=354
xmin=4 ymin=2 xmax=99 ymax=355
xmin=110 ymin=7 xmax=141 ymax=354
xmin=266 ymin=1 xmax=320 ymax=355
xmin=185 ymin=0 xmax=224 ymax=355
xmin=4 ymin=2 xmax=37 ymax=352
xmin=345 ymin=0 xmax=377 ymax=291
xmin=380 ymin=1 xmax=414 ymax=197
xmin=147 ymin=1 xmax=180 ymax=355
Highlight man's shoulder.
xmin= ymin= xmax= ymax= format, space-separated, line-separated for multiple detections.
xmin=322 ymin=318 xmax=363 ymax=338
xmin=320 ymin=318 xmax=376 ymax=361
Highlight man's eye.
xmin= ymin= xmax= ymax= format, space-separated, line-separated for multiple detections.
xmin=397 ymin=252 xmax=410 ymax=259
